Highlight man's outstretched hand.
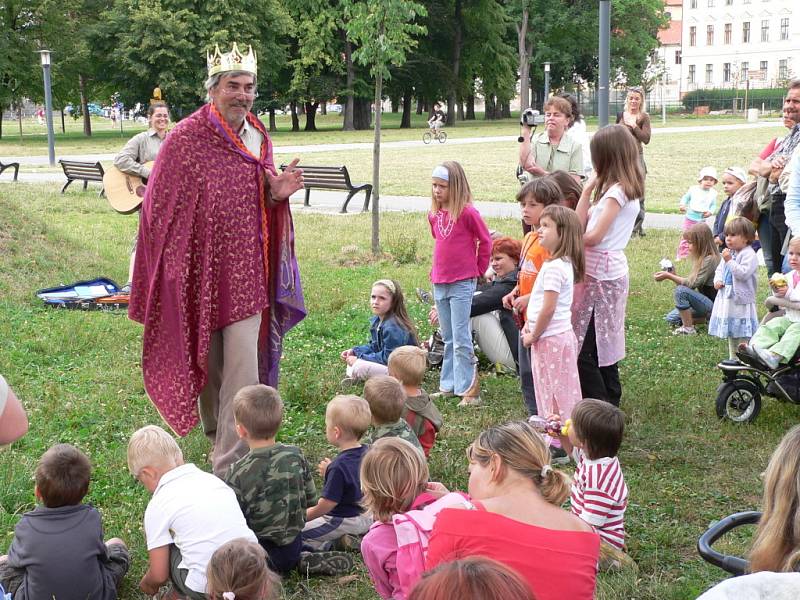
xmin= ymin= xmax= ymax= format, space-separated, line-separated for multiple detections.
xmin=267 ymin=157 xmax=304 ymax=201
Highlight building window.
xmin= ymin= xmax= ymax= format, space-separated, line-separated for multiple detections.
xmin=781 ymin=18 xmax=789 ymax=41
xmin=724 ymin=23 xmax=732 ymax=44
xmin=779 ymin=59 xmax=788 ymax=79
xmin=690 ymin=26 xmax=697 ymax=46
xmin=707 ymin=25 xmax=714 ymax=45
xmin=706 ymin=64 xmax=713 ymax=83
xmin=760 ymin=60 xmax=768 ymax=78
xmin=675 ymin=50 xmax=682 ymax=65
xmin=689 ymin=65 xmax=696 ymax=83
xmin=742 ymin=21 xmax=750 ymax=43
xmin=761 ymin=19 xmax=769 ymax=42
xmin=723 ymin=63 xmax=731 ymax=82
xmin=741 ymin=61 xmax=749 ymax=80
xmin=691 ymin=0 xmax=697 ymax=7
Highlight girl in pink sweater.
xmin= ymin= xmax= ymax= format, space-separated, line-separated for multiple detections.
xmin=428 ymin=162 xmax=492 ymax=406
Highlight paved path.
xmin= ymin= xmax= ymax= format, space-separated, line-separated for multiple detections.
xmin=3 ymin=119 xmax=783 ymax=166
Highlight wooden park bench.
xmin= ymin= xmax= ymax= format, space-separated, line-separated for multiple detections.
xmin=59 ymin=159 xmax=105 ymax=196
xmin=280 ymin=164 xmax=372 ymax=213
xmin=0 ymin=160 xmax=19 ymax=181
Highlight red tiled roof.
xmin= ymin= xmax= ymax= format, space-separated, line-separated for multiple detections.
xmin=659 ymin=20 xmax=682 ymax=44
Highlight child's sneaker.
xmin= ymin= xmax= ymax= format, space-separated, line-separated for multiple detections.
xmin=755 ymin=347 xmax=781 ymax=370
xmin=298 ymin=550 xmax=354 ymax=576
xmin=672 ymin=326 xmax=696 ymax=335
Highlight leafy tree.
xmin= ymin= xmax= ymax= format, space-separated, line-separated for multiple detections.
xmin=346 ymin=0 xmax=426 ymax=253
xmin=0 ymin=0 xmax=39 ymax=137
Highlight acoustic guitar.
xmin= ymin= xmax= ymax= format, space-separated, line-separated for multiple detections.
xmin=103 ymin=161 xmax=154 ymax=214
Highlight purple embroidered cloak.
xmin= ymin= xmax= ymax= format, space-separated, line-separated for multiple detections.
xmin=129 ymin=104 xmax=305 ymax=436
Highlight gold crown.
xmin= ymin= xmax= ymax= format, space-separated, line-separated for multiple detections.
xmin=206 ymin=43 xmax=257 ymax=77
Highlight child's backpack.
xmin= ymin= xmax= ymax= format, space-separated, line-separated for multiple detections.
xmin=402 ymin=394 xmax=443 ymax=438
xmin=391 ymin=492 xmax=474 ymax=595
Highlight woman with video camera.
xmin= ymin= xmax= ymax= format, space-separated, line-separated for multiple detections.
xmin=518 ymin=96 xmax=583 ymax=186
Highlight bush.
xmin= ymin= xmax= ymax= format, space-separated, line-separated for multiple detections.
xmin=682 ymin=87 xmax=787 ymax=111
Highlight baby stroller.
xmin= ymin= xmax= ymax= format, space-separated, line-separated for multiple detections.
xmin=715 ymin=298 xmax=800 ymax=423
xmin=697 ymin=510 xmax=760 ymax=576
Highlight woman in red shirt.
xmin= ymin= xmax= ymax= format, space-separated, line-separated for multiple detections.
xmin=426 ymin=421 xmax=600 ymax=600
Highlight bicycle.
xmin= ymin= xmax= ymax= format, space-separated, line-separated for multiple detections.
xmin=423 ymin=129 xmax=447 ymax=144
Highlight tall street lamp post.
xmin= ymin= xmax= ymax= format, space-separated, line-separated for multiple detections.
xmin=598 ymin=0 xmax=610 ymax=127
xmin=38 ymin=50 xmax=56 ymax=167
xmin=544 ymin=62 xmax=551 ymax=107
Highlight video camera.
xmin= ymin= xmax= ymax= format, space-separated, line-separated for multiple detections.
xmin=520 ymin=108 xmax=544 ymax=127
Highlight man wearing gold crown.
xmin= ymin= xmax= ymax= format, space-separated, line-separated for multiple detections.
xmin=129 ymin=43 xmax=306 ymax=476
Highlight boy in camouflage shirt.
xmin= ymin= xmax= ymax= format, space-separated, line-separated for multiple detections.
xmin=225 ymin=385 xmax=325 ymax=574
xmin=363 ymin=375 xmax=423 ymax=453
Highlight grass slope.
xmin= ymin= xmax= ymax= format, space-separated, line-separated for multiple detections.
xmin=0 ymin=184 xmax=794 ymax=599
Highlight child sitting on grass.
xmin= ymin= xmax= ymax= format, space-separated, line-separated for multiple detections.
xmin=302 ymin=395 xmax=374 ymax=551
xmin=206 ymin=539 xmax=282 ymax=600
xmin=388 ymin=346 xmax=443 ymax=457
xmin=554 ymin=398 xmax=629 ymax=565
xmin=224 ymin=385 xmax=322 ymax=574
xmin=360 ymin=438 xmax=470 ymax=599
xmin=364 ymin=375 xmax=424 ymax=452
xmin=0 ymin=444 xmax=129 ymax=600
xmin=127 ymin=425 xmax=257 ymax=599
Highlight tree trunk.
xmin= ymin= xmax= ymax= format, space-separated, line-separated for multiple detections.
xmin=466 ymin=94 xmax=475 ymax=120
xmin=502 ymin=101 xmax=511 ymax=118
xmin=447 ymin=0 xmax=463 ymax=126
xmin=304 ymin=101 xmax=319 ymax=131
xmin=401 ymin=88 xmax=412 ymax=128
xmin=416 ymin=98 xmax=424 ymax=114
xmin=457 ymin=98 xmax=465 ymax=121
xmin=353 ymin=98 xmax=371 ymax=130
xmin=290 ymin=101 xmax=299 ymax=132
xmin=390 ymin=95 xmax=400 ymax=113
xmin=17 ymin=103 xmax=22 ymax=137
xmin=342 ymin=33 xmax=355 ymax=131
xmin=79 ymin=74 xmax=92 ymax=137
xmin=0 ymin=108 xmax=3 ymax=139
xmin=372 ymin=70 xmax=383 ymax=255
xmin=60 ymin=108 xmax=66 ymax=133
xmin=268 ymin=108 xmax=277 ymax=132
xmin=320 ymin=103 xmax=327 ymax=115
xmin=517 ymin=8 xmax=532 ymax=113
xmin=484 ymin=94 xmax=495 ymax=120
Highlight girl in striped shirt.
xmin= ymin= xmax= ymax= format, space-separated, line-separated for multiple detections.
xmin=556 ymin=398 xmax=629 ymax=567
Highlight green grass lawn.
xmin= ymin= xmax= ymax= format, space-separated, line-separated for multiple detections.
xmin=0 ymin=182 xmax=793 ymax=598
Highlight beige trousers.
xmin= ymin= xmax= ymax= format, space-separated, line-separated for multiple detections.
xmin=199 ymin=312 xmax=261 ymax=476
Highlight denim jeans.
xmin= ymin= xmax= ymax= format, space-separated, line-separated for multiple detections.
xmin=759 ymin=211 xmax=776 ymax=277
xmin=664 ymin=285 xmax=714 ymax=325
xmin=434 ymin=278 xmax=477 ymax=395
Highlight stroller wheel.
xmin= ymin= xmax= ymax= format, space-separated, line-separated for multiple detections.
xmin=715 ymin=380 xmax=761 ymax=423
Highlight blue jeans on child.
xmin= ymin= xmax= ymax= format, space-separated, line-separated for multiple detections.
xmin=434 ymin=278 xmax=477 ymax=396
xmin=664 ymin=285 xmax=714 ymax=325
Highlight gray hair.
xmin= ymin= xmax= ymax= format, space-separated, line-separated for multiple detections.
xmin=204 ymin=71 xmax=257 ymax=102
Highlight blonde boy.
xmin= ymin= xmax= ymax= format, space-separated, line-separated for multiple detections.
xmin=302 ymin=395 xmax=373 ymax=549
xmin=363 ymin=375 xmax=423 ymax=453
xmin=389 ymin=349 xmax=444 ymax=458
xmin=128 ymin=425 xmax=256 ymax=599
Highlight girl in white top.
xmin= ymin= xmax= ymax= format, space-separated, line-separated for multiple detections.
xmin=522 ymin=205 xmax=585 ymax=448
xmin=573 ymin=125 xmax=645 ymax=407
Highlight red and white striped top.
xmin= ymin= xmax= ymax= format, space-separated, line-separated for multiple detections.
xmin=569 ymin=449 xmax=628 ymax=550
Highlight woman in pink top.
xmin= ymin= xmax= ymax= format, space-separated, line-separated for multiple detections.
xmin=426 ymin=421 xmax=600 ymax=600
xmin=428 ymin=162 xmax=492 ymax=406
